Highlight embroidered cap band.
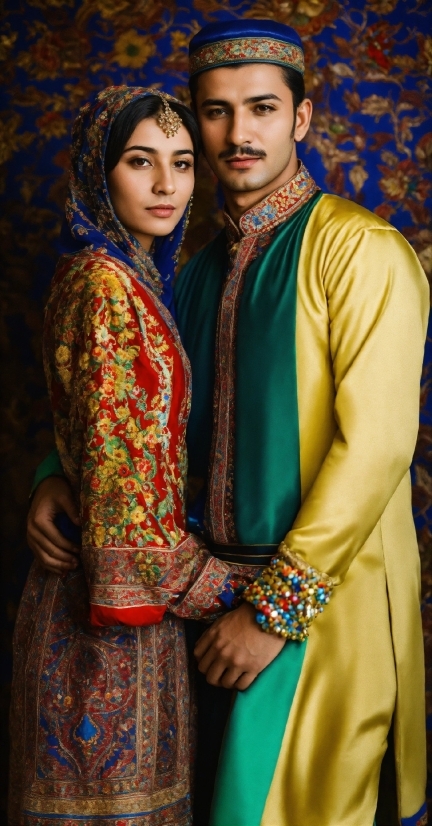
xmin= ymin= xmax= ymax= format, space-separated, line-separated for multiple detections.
xmin=189 ymin=20 xmax=305 ymax=78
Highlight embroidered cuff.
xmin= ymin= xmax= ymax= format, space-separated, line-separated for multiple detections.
xmin=243 ymin=546 xmax=333 ymax=640
xmin=90 ymin=603 xmax=166 ymax=627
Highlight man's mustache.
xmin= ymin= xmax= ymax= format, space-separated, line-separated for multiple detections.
xmin=218 ymin=146 xmax=266 ymax=160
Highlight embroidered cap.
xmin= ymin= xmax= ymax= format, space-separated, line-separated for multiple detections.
xmin=189 ymin=19 xmax=305 ymax=78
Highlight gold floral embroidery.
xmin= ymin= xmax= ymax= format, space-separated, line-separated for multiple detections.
xmin=45 ymin=252 xmax=187 ymax=551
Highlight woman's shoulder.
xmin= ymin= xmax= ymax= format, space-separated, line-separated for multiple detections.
xmin=54 ymin=249 xmax=131 ymax=289
xmin=49 ymin=249 xmax=139 ymax=310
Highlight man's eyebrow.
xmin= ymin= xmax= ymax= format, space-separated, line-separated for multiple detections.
xmin=244 ymin=94 xmax=282 ymax=104
xmin=200 ymin=93 xmax=282 ymax=107
xmin=122 ymin=146 xmax=194 ymax=156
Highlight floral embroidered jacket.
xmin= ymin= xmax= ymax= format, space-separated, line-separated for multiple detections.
xmin=43 ymin=249 xmax=243 ymax=627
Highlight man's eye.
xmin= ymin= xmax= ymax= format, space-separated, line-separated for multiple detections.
xmin=255 ymin=104 xmax=275 ymax=114
xmin=207 ymin=108 xmax=226 ymax=118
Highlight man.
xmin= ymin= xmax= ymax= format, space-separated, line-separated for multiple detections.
xmin=27 ymin=19 xmax=428 ymax=826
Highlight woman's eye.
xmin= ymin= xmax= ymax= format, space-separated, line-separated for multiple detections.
xmin=131 ymin=157 xmax=151 ymax=168
xmin=174 ymin=160 xmax=193 ymax=170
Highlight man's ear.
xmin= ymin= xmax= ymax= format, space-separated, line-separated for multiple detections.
xmin=294 ymin=98 xmax=313 ymax=142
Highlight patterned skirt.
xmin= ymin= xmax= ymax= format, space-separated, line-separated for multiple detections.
xmin=8 ymin=563 xmax=194 ymax=826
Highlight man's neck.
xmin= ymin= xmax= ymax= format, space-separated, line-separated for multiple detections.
xmin=222 ymin=160 xmax=301 ymax=226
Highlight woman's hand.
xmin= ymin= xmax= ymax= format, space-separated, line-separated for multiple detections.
xmin=194 ymin=602 xmax=285 ymax=691
xmin=27 ymin=477 xmax=81 ymax=575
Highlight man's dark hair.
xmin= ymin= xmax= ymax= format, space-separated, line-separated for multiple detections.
xmin=280 ymin=65 xmax=305 ymax=112
xmin=188 ymin=64 xmax=305 ymax=115
xmin=104 ymin=95 xmax=201 ymax=174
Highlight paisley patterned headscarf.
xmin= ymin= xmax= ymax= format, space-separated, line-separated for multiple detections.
xmin=59 ymin=85 xmax=193 ymax=315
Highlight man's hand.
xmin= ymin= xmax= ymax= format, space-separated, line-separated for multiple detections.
xmin=194 ymin=602 xmax=285 ymax=691
xmin=27 ymin=477 xmax=81 ymax=575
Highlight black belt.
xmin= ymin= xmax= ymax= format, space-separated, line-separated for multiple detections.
xmin=207 ymin=539 xmax=276 ymax=567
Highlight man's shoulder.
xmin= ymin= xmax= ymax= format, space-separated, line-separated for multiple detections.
xmin=314 ymin=193 xmax=398 ymax=235
xmin=307 ymin=193 xmax=418 ymax=268
xmin=175 ymin=230 xmax=228 ymax=307
xmin=306 ymin=194 xmax=428 ymax=299
xmin=180 ymin=230 xmax=227 ymax=277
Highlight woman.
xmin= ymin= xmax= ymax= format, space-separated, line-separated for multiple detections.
xmin=9 ymin=86 xmax=254 ymax=826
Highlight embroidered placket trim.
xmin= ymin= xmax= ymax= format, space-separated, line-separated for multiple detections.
xmin=208 ymin=235 xmax=260 ymax=543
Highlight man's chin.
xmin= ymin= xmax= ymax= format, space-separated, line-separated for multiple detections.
xmin=217 ymin=171 xmax=271 ymax=193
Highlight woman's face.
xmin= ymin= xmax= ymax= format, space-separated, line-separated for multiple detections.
xmin=106 ymin=116 xmax=195 ymax=251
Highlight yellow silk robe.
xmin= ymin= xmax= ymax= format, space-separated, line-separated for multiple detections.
xmin=262 ymin=194 xmax=429 ymax=826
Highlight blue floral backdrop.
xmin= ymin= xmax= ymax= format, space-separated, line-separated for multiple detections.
xmin=1 ymin=0 xmax=431 ymax=817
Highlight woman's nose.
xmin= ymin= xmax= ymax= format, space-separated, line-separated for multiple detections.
xmin=153 ymin=166 xmax=175 ymax=195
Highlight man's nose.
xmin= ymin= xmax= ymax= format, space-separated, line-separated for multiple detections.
xmin=225 ymin=112 xmax=251 ymax=147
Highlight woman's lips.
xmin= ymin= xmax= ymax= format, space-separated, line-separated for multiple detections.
xmin=146 ymin=205 xmax=175 ymax=217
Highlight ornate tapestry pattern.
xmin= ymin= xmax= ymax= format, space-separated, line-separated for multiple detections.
xmin=1 ymin=0 xmax=431 ymax=818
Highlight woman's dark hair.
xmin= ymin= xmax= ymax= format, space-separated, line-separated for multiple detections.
xmin=104 ymin=95 xmax=201 ymax=174
xmin=188 ymin=64 xmax=305 ymax=115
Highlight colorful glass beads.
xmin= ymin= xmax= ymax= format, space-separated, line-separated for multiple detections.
xmin=243 ymin=555 xmax=333 ymax=640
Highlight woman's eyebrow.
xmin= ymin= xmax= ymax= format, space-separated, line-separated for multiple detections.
xmin=123 ymin=145 xmax=157 ymax=154
xmin=122 ymin=146 xmax=194 ymax=157
xmin=123 ymin=146 xmax=194 ymax=157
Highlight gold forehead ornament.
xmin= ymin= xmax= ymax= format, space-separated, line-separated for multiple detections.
xmin=153 ymin=91 xmax=182 ymax=138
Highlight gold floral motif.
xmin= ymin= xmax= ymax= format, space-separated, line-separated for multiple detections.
xmin=112 ymin=29 xmax=156 ymax=68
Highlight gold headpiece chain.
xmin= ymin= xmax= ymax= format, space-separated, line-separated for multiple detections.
xmin=150 ymin=90 xmax=182 ymax=138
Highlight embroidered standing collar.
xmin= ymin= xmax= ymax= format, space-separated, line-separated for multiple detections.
xmin=223 ymin=163 xmax=319 ymax=246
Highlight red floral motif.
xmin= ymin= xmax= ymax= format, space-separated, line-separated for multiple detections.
xmin=365 ymin=22 xmax=394 ymax=70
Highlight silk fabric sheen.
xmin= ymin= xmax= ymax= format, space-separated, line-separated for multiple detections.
xmin=265 ymin=196 xmax=428 ymax=826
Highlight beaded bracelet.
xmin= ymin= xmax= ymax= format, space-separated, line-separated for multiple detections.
xmin=243 ymin=552 xmax=333 ymax=641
